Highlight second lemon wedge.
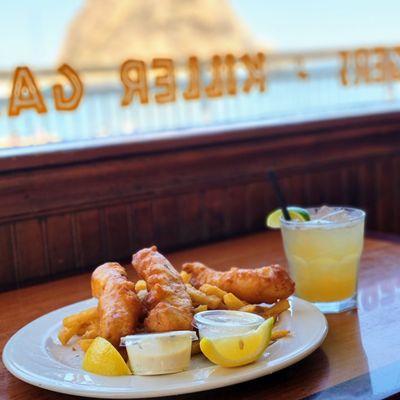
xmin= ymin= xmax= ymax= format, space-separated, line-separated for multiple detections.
xmin=200 ymin=317 xmax=274 ymax=367
xmin=82 ymin=337 xmax=131 ymax=376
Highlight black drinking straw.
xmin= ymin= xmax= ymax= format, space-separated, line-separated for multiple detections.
xmin=267 ymin=170 xmax=292 ymax=221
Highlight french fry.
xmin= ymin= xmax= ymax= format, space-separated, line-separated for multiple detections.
xmin=223 ymin=293 xmax=248 ymax=310
xmin=135 ymin=279 xmax=147 ymax=292
xmin=271 ymin=330 xmax=290 ymax=341
xmin=81 ymin=326 xmax=99 ymax=340
xmin=58 ymin=327 xmax=75 ymax=346
xmin=194 ymin=304 xmax=208 ymax=314
xmin=240 ymin=304 xmax=273 ymax=314
xmin=59 ymin=306 xmax=100 ymax=346
xmin=239 ymin=304 xmax=258 ymax=313
xmin=180 ymin=270 xmax=192 ymax=284
xmin=199 ymin=284 xmax=227 ymax=299
xmin=240 ymin=299 xmax=290 ymax=319
xmin=81 ymin=320 xmax=99 ymax=339
xmin=77 ymin=323 xmax=91 ymax=336
xmin=185 ymin=284 xmax=221 ymax=309
xmin=78 ymin=338 xmax=94 ymax=352
xmin=63 ymin=307 xmax=98 ymax=329
xmin=262 ymin=299 xmax=290 ymax=319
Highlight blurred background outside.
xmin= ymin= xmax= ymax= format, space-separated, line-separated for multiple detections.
xmin=1 ymin=0 xmax=400 ymax=150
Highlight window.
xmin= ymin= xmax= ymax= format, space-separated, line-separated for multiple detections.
xmin=1 ymin=0 xmax=400 ymax=150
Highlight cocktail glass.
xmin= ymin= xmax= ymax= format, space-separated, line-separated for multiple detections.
xmin=281 ymin=207 xmax=365 ymax=313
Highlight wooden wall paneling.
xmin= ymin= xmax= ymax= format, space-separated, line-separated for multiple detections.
xmin=1 ymin=112 xmax=400 ymax=289
xmin=203 ymin=188 xmax=229 ymax=241
xmin=125 ymin=202 xmax=135 ymax=250
xmin=304 ymin=171 xmax=327 ymax=206
xmin=0 ymin=131 xmax=397 ymax=225
xmin=177 ymin=192 xmax=204 ymax=246
xmin=75 ymin=209 xmax=105 ymax=269
xmin=226 ymin=186 xmax=247 ymax=236
xmin=46 ymin=214 xmax=76 ymax=275
xmin=130 ymin=201 xmax=154 ymax=251
xmin=104 ymin=204 xmax=131 ymax=261
xmin=368 ymin=162 xmax=380 ymax=230
xmin=265 ymin=181 xmax=279 ymax=219
xmin=152 ymin=196 xmax=179 ymax=251
xmin=303 ymin=172 xmax=313 ymax=207
xmin=245 ymin=182 xmax=270 ymax=232
xmin=277 ymin=175 xmax=291 ymax=203
xmin=375 ymin=157 xmax=396 ymax=233
xmin=358 ymin=163 xmax=378 ymax=231
xmin=347 ymin=164 xmax=361 ymax=206
xmin=0 ymin=114 xmax=398 ymax=226
xmin=14 ymin=219 xmax=48 ymax=282
xmin=339 ymin=165 xmax=360 ymax=206
xmin=0 ymin=224 xmax=16 ymax=289
xmin=285 ymin=174 xmax=307 ymax=207
xmin=320 ymin=168 xmax=343 ymax=206
xmin=279 ymin=173 xmax=311 ymax=208
xmin=320 ymin=169 xmax=334 ymax=205
xmin=0 ymin=175 xmax=31 ymax=223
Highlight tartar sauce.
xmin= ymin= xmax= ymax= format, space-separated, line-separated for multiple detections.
xmin=194 ymin=310 xmax=265 ymax=338
xmin=120 ymin=331 xmax=197 ymax=375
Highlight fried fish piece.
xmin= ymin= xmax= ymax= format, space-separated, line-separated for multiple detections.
xmin=91 ymin=262 xmax=142 ymax=346
xmin=132 ymin=246 xmax=193 ymax=332
xmin=182 ymin=262 xmax=294 ymax=304
xmin=91 ymin=262 xmax=126 ymax=298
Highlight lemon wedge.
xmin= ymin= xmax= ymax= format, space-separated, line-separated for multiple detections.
xmin=82 ymin=337 xmax=132 ymax=376
xmin=200 ymin=317 xmax=274 ymax=367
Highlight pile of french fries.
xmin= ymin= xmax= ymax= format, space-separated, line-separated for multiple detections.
xmin=58 ymin=271 xmax=290 ymax=352
xmin=58 ymin=307 xmax=99 ymax=351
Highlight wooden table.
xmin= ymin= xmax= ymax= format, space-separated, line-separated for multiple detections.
xmin=1 ymin=231 xmax=400 ymax=400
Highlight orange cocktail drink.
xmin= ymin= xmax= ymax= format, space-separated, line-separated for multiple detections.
xmin=281 ymin=207 xmax=365 ymax=313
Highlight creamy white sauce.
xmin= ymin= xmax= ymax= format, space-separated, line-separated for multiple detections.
xmin=121 ymin=331 xmax=196 ymax=375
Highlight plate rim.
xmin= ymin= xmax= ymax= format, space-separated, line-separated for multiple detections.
xmin=2 ymin=297 xmax=328 ymax=399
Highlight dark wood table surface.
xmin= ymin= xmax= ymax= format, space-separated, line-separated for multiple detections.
xmin=1 ymin=231 xmax=400 ymax=400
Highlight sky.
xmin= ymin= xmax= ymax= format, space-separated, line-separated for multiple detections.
xmin=231 ymin=0 xmax=400 ymax=50
xmin=0 ymin=0 xmax=400 ymax=69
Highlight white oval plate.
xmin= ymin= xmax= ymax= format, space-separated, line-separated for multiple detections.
xmin=3 ymin=296 xmax=327 ymax=399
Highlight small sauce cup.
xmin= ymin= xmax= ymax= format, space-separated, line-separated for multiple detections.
xmin=120 ymin=331 xmax=197 ymax=375
xmin=193 ymin=310 xmax=265 ymax=339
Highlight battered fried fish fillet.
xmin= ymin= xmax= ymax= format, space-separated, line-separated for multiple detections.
xmin=91 ymin=262 xmax=141 ymax=346
xmin=132 ymin=246 xmax=193 ymax=332
xmin=182 ymin=262 xmax=295 ymax=304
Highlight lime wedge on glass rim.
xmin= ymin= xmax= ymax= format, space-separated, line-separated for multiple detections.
xmin=266 ymin=207 xmax=310 ymax=229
